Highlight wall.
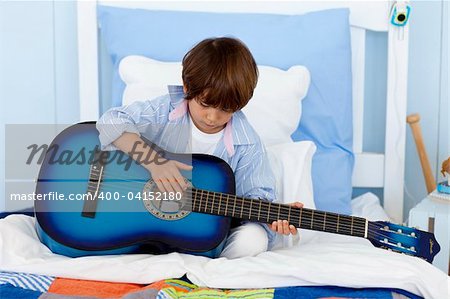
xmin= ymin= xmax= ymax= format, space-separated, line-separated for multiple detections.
xmin=0 ymin=0 xmax=79 ymax=211
xmin=354 ymin=1 xmax=449 ymax=223
xmin=438 ymin=0 xmax=449 ymax=185
xmin=404 ymin=0 xmax=448 ymax=217
xmin=0 ymin=1 xmax=448 ymax=221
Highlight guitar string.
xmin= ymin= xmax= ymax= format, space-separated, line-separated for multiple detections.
xmin=78 ymin=178 xmax=366 ymax=231
xmin=91 ymin=176 xmax=377 ymax=237
xmin=78 ymin=172 xmax=351 ymax=227
xmin=186 ymin=189 xmax=415 ymax=246
xmin=52 ymin=173 xmax=414 ymax=247
xmin=188 ymin=191 xmax=415 ymax=246
xmin=66 ymin=180 xmax=413 ymax=248
xmin=75 ymin=178 xmax=397 ymax=236
xmin=183 ymin=191 xmax=409 ymax=245
xmin=86 ymin=163 xmax=408 ymax=240
xmin=88 ymin=171 xmax=371 ymax=235
xmin=79 ymin=177 xmax=380 ymax=235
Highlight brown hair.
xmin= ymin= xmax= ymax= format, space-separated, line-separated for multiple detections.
xmin=182 ymin=37 xmax=258 ymax=112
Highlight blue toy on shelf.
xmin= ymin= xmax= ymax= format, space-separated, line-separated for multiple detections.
xmin=437 ymin=182 xmax=450 ymax=194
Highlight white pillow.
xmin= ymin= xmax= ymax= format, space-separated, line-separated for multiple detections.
xmin=119 ymin=55 xmax=310 ymax=146
xmin=266 ymin=141 xmax=316 ymax=209
xmin=266 ymin=141 xmax=316 ymax=249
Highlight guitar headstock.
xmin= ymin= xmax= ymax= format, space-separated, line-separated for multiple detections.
xmin=368 ymin=221 xmax=440 ymax=263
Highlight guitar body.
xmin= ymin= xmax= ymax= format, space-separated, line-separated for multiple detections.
xmin=35 ymin=123 xmax=235 ymax=258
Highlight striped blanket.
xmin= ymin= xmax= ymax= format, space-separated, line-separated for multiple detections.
xmin=0 ymin=271 xmax=422 ymax=299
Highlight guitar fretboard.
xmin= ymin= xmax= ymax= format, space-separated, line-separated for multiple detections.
xmin=189 ymin=188 xmax=366 ymax=238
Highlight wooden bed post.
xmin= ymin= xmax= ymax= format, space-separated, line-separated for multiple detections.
xmin=407 ymin=114 xmax=437 ymax=193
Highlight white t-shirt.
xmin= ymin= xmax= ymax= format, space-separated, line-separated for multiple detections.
xmin=188 ymin=117 xmax=224 ymax=154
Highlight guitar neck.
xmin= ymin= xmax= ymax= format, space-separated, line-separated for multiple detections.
xmin=190 ymin=188 xmax=368 ymax=239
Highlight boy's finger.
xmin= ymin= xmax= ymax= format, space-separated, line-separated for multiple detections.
xmin=169 ymin=169 xmax=187 ymax=195
xmin=173 ymin=180 xmax=186 ymax=199
xmin=167 ymin=176 xmax=183 ymax=194
xmin=292 ymin=202 xmax=304 ymax=208
xmin=175 ymin=161 xmax=193 ymax=170
xmin=289 ymin=225 xmax=297 ymax=235
xmin=160 ymin=178 xmax=175 ymax=194
xmin=277 ymin=220 xmax=283 ymax=234
xmin=154 ymin=180 xmax=166 ymax=193
xmin=283 ymin=220 xmax=289 ymax=235
xmin=271 ymin=221 xmax=277 ymax=232
xmin=174 ymin=172 xmax=188 ymax=190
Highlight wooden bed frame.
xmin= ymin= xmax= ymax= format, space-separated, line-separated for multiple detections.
xmin=76 ymin=0 xmax=410 ymax=223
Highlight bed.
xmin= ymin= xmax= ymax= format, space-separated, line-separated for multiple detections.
xmin=0 ymin=1 xmax=449 ymax=298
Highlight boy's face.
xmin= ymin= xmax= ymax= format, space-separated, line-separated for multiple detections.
xmin=188 ymin=98 xmax=233 ymax=134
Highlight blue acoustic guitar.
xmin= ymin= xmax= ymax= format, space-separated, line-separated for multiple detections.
xmin=34 ymin=123 xmax=440 ymax=262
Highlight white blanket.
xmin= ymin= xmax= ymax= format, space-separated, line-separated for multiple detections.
xmin=0 ymin=193 xmax=448 ymax=298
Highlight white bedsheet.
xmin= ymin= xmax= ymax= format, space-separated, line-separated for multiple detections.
xmin=0 ymin=193 xmax=448 ymax=298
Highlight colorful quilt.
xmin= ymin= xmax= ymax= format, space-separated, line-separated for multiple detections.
xmin=0 ymin=271 xmax=422 ymax=299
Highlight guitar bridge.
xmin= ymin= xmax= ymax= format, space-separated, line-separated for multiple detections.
xmin=81 ymin=149 xmax=107 ymax=218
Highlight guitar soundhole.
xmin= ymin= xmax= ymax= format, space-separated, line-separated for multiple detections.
xmin=142 ymin=180 xmax=191 ymax=221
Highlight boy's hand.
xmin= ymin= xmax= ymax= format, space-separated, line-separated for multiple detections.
xmin=270 ymin=202 xmax=304 ymax=235
xmin=145 ymin=159 xmax=192 ymax=194
xmin=112 ymin=133 xmax=192 ymax=194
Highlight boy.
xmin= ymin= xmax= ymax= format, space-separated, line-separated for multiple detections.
xmin=97 ymin=37 xmax=302 ymax=259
